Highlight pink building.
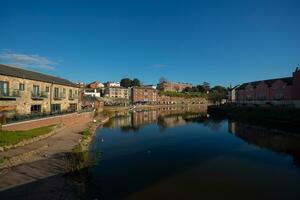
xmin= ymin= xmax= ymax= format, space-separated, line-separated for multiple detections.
xmin=234 ymin=68 xmax=300 ymax=106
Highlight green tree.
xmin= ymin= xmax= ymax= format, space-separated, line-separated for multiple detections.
xmin=159 ymin=77 xmax=168 ymax=83
xmin=203 ymin=82 xmax=210 ymax=93
xmin=131 ymin=78 xmax=141 ymax=86
xmin=209 ymin=85 xmax=228 ymax=103
xmin=196 ymin=85 xmax=205 ymax=93
xmin=120 ymin=78 xmax=132 ymax=88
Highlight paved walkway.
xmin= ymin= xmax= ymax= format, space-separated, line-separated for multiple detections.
xmin=0 ymin=119 xmax=91 ymax=199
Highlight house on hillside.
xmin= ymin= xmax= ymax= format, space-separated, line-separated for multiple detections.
xmin=157 ymin=81 xmax=192 ymax=92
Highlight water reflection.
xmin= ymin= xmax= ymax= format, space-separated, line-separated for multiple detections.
xmin=228 ymin=120 xmax=300 ymax=167
xmin=104 ymin=105 xmax=210 ymax=131
xmin=85 ymin=106 xmax=300 ymax=199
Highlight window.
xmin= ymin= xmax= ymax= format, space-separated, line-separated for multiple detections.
xmin=63 ymin=88 xmax=66 ymax=94
xmin=31 ymin=105 xmax=41 ymax=113
xmin=54 ymin=88 xmax=59 ymax=98
xmin=51 ymin=104 xmax=61 ymax=113
xmin=69 ymin=103 xmax=77 ymax=112
xmin=46 ymin=86 xmax=49 ymax=92
xmin=32 ymin=85 xmax=40 ymax=96
xmin=69 ymin=89 xmax=73 ymax=98
xmin=19 ymin=83 xmax=25 ymax=91
xmin=0 ymin=81 xmax=9 ymax=96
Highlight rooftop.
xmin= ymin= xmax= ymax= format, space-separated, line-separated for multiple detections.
xmin=0 ymin=64 xmax=77 ymax=87
xmin=237 ymin=77 xmax=293 ymax=90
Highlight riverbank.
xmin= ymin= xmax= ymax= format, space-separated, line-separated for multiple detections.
xmin=104 ymin=103 xmax=207 ymax=112
xmin=208 ymin=105 xmax=300 ymax=126
xmin=0 ymin=112 xmax=108 ymax=198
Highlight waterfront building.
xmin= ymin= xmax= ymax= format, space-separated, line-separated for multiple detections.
xmin=104 ymin=86 xmax=130 ymax=99
xmin=0 ymin=64 xmax=79 ymax=117
xmin=233 ymin=68 xmax=300 ymax=107
xmin=132 ymin=86 xmax=157 ymax=104
xmin=157 ymin=81 xmax=192 ymax=92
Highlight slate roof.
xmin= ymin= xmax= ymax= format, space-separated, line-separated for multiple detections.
xmin=236 ymin=77 xmax=293 ymax=90
xmin=0 ymin=64 xmax=77 ymax=87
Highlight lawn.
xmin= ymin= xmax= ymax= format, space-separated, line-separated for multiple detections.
xmin=0 ymin=125 xmax=55 ymax=147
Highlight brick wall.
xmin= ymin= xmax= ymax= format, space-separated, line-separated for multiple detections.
xmin=293 ymin=70 xmax=300 ymax=100
xmin=132 ymin=87 xmax=157 ymax=103
xmin=1 ymin=112 xmax=93 ymax=131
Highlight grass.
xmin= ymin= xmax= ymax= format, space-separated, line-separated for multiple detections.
xmin=81 ymin=130 xmax=92 ymax=140
xmin=65 ymin=129 xmax=100 ymax=172
xmin=0 ymin=125 xmax=55 ymax=147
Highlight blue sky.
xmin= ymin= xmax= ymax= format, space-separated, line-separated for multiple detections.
xmin=0 ymin=0 xmax=299 ymax=86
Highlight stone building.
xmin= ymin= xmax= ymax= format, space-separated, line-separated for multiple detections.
xmin=104 ymin=86 xmax=130 ymax=99
xmin=157 ymin=81 xmax=192 ymax=92
xmin=0 ymin=64 xmax=79 ymax=117
xmin=132 ymin=86 xmax=157 ymax=104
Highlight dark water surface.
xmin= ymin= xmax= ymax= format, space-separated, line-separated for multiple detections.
xmin=85 ymin=107 xmax=300 ymax=200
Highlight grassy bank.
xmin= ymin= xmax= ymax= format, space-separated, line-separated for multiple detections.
xmin=208 ymin=105 xmax=300 ymax=125
xmin=0 ymin=125 xmax=55 ymax=147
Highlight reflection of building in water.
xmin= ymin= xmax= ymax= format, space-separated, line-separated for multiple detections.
xmin=228 ymin=120 xmax=300 ymax=167
xmin=108 ymin=114 xmax=132 ymax=128
xmin=157 ymin=105 xmax=207 ymax=117
xmin=132 ymin=110 xmax=158 ymax=127
xmin=106 ymin=105 xmax=208 ymax=129
xmin=228 ymin=121 xmax=236 ymax=135
xmin=159 ymin=116 xmax=187 ymax=128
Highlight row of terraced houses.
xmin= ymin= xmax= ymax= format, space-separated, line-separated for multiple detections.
xmin=229 ymin=68 xmax=300 ymax=107
xmin=0 ymin=64 xmax=79 ymax=119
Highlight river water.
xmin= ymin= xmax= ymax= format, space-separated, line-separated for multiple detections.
xmin=83 ymin=106 xmax=300 ymax=200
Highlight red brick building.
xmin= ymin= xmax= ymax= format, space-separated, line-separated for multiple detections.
xmin=132 ymin=86 xmax=158 ymax=104
xmin=234 ymin=68 xmax=300 ymax=106
xmin=157 ymin=82 xmax=192 ymax=92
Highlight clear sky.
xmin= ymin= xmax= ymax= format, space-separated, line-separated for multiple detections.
xmin=0 ymin=0 xmax=299 ymax=86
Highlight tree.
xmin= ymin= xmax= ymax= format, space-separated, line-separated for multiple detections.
xmin=131 ymin=78 xmax=141 ymax=86
xmin=196 ymin=85 xmax=205 ymax=93
xmin=120 ymin=78 xmax=132 ymax=88
xmin=159 ymin=77 xmax=168 ymax=83
xmin=209 ymin=85 xmax=228 ymax=103
xmin=203 ymin=82 xmax=210 ymax=93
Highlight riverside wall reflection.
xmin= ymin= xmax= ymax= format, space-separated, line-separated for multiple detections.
xmin=228 ymin=120 xmax=300 ymax=167
xmin=103 ymin=105 xmax=209 ymax=130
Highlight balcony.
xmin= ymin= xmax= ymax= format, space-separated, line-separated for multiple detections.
xmin=0 ymin=89 xmax=21 ymax=100
xmin=68 ymin=95 xmax=78 ymax=100
xmin=53 ymin=93 xmax=66 ymax=100
xmin=31 ymin=91 xmax=48 ymax=100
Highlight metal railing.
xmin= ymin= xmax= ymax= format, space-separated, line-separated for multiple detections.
xmin=0 ymin=89 xmax=21 ymax=99
xmin=53 ymin=93 xmax=66 ymax=100
xmin=68 ymin=95 xmax=78 ymax=100
xmin=31 ymin=91 xmax=48 ymax=100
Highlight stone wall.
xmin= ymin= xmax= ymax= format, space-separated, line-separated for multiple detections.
xmin=0 ymin=74 xmax=79 ymax=115
xmin=157 ymin=95 xmax=207 ymax=105
xmin=1 ymin=112 xmax=93 ymax=131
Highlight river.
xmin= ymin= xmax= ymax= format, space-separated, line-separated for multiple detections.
xmin=81 ymin=106 xmax=300 ymax=199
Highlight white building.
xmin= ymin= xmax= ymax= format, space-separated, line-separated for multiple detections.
xmin=106 ymin=81 xmax=120 ymax=87
xmin=83 ymin=88 xmax=101 ymax=97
